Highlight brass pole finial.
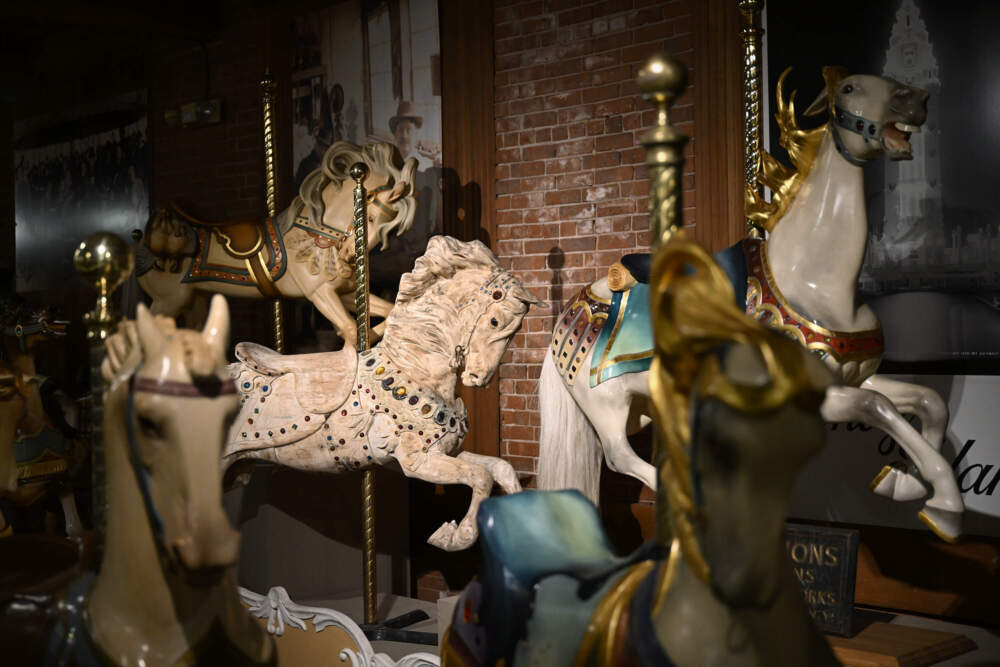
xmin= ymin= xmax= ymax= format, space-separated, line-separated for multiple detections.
xmin=638 ymin=54 xmax=689 ymax=251
xmin=74 ymin=232 xmax=134 ymax=551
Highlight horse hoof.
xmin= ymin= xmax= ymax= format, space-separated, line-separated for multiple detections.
xmin=918 ymin=506 xmax=962 ymax=543
xmin=427 ymin=520 xmax=459 ymax=550
xmin=870 ymin=464 xmax=926 ymax=502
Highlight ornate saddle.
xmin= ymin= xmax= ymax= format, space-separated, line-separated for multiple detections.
xmin=441 ymin=490 xmax=662 ymax=666
xmin=154 ymin=202 xmax=288 ymax=298
xmin=233 ymin=342 xmax=358 ymax=415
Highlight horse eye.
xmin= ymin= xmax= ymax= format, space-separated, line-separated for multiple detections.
xmin=490 ymin=317 xmax=499 ymax=328
xmin=138 ymin=415 xmax=164 ymax=440
xmin=842 ymin=84 xmax=854 ymax=94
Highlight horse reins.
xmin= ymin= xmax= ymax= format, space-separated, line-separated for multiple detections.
xmin=124 ymin=373 xmax=237 ymax=547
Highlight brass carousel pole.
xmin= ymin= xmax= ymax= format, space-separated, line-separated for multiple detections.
xmin=349 ymin=162 xmax=377 ymax=624
xmin=261 ymin=69 xmax=285 ymax=353
xmin=638 ymin=55 xmax=689 ymax=251
xmin=73 ymin=233 xmax=134 ymax=551
xmin=739 ymin=0 xmax=765 ymax=238
xmin=638 ymin=54 xmax=688 ymax=548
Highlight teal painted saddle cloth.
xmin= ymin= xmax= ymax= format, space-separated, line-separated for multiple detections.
xmin=550 ymin=283 xmax=653 ymax=388
xmin=589 ymin=282 xmax=653 ymax=387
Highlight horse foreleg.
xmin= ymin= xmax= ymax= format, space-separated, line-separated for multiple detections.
xmin=59 ymin=488 xmax=82 ymax=538
xmin=393 ymin=435 xmax=493 ymax=551
xmin=310 ymin=283 xmax=358 ymax=349
xmin=339 ymin=292 xmax=392 ymax=339
xmin=821 ymin=385 xmax=963 ymax=542
xmin=862 ymin=375 xmax=948 ymax=449
xmin=457 ymin=451 xmax=521 ymax=495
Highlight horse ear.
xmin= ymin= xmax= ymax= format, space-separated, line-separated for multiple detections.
xmin=387 ymin=180 xmax=409 ymax=202
xmin=201 ymin=294 xmax=230 ymax=363
xmin=512 ymin=284 xmax=542 ymax=305
xmin=804 ymin=89 xmax=828 ymax=117
xmin=136 ymin=303 xmax=167 ymax=359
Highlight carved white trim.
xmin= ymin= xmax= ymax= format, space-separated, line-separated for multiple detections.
xmin=239 ymin=586 xmax=440 ymax=667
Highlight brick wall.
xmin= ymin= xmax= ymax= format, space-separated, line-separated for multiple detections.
xmin=149 ymin=18 xmax=280 ymax=346
xmin=494 ymin=0 xmax=697 ymax=483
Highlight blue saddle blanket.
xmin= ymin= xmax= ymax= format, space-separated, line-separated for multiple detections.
xmin=589 ymin=282 xmax=653 ymax=387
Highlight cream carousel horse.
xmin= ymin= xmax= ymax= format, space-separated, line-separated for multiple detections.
xmin=222 ymin=236 xmax=540 ymax=551
xmin=539 ymin=66 xmax=963 ymax=541
xmin=443 ymin=236 xmax=839 ymax=667
xmin=138 ymin=141 xmax=417 ymax=347
xmin=5 ymin=295 xmax=275 ymax=665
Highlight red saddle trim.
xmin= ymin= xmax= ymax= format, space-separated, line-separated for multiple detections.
xmin=743 ymin=238 xmax=884 ymax=363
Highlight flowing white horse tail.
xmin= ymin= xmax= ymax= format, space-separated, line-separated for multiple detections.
xmin=537 ymin=354 xmax=602 ymax=504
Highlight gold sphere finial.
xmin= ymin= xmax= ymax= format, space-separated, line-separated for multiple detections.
xmin=73 ymin=232 xmax=134 ymax=296
xmin=637 ymin=54 xmax=687 ymax=106
xmin=350 ymin=162 xmax=369 ymax=184
xmin=738 ymin=0 xmax=764 ymax=18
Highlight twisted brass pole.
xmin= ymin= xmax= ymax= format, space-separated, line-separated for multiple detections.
xmin=73 ymin=233 xmax=134 ymax=555
xmin=739 ymin=0 xmax=765 ymax=238
xmin=638 ymin=55 xmax=689 ymax=252
xmin=261 ymin=69 xmax=285 ymax=352
xmin=350 ymin=162 xmax=376 ymax=624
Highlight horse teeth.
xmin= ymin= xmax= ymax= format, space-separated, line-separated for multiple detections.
xmin=894 ymin=122 xmax=920 ymax=133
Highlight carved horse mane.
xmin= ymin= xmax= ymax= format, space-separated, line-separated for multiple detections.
xmin=744 ymin=67 xmax=832 ymax=232
xmin=298 ymin=140 xmax=418 ymax=250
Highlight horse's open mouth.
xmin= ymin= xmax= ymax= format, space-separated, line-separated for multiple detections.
xmin=882 ymin=121 xmax=920 ymax=159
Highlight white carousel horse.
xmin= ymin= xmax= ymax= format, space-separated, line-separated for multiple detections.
xmin=5 ymin=295 xmax=274 ymax=665
xmin=443 ymin=237 xmax=839 ymax=667
xmin=137 ymin=141 xmax=418 ymax=348
xmin=222 ymin=236 xmax=540 ymax=551
xmin=538 ymin=66 xmax=964 ymax=541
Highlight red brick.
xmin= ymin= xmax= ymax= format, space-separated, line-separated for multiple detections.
xmin=555 ymin=172 xmax=594 ymax=188
xmin=509 ymin=95 xmax=546 ymax=115
xmin=595 ymin=132 xmax=633 ymax=151
xmin=559 ymin=202 xmax=597 ymax=219
xmin=510 ymin=191 xmax=545 ymax=208
xmin=546 ymin=157 xmax=584 ymax=173
xmin=544 ymin=188 xmax=583 ymax=205
xmin=523 ymin=111 xmax=557 ymax=128
xmin=520 ymin=175 xmax=556 ymax=192
xmin=581 ymin=83 xmax=619 ymax=103
xmin=555 ymin=137 xmax=594 ymax=156
xmin=558 ymin=6 xmax=594 ymax=26
xmin=544 ymin=91 xmax=582 ymax=109
xmin=523 ymin=144 xmax=558 ymax=160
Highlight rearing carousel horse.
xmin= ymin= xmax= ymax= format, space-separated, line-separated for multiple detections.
xmin=222 ymin=236 xmax=540 ymax=551
xmin=538 ymin=66 xmax=964 ymax=541
xmin=138 ymin=141 xmax=418 ymax=347
xmin=0 ymin=302 xmax=84 ymax=537
xmin=443 ymin=235 xmax=839 ymax=667
xmin=3 ymin=295 xmax=275 ymax=666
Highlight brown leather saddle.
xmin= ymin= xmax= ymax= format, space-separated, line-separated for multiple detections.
xmin=173 ymin=202 xmax=287 ymax=298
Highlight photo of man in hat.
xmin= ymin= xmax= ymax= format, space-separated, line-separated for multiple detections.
xmin=389 ymin=100 xmax=422 ymax=164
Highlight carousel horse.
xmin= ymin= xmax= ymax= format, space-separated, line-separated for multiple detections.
xmin=0 ymin=303 xmax=84 ymax=537
xmin=222 ymin=236 xmax=540 ymax=551
xmin=538 ymin=66 xmax=964 ymax=541
xmin=138 ymin=140 xmax=418 ymax=347
xmin=3 ymin=295 xmax=275 ymax=665
xmin=442 ymin=235 xmax=840 ymax=667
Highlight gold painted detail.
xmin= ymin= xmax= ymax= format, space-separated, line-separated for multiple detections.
xmin=744 ymin=68 xmax=826 ymax=232
xmin=17 ymin=458 xmax=69 ymax=480
xmin=572 ymin=559 xmax=657 ymax=667
xmin=607 ymin=262 xmax=637 ymax=292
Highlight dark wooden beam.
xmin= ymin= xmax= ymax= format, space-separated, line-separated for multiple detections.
xmin=440 ymin=0 xmax=498 ymax=457
xmin=692 ymin=0 xmax=744 ymax=251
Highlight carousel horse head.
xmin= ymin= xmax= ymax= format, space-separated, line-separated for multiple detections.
xmin=385 ymin=235 xmax=541 ymax=388
xmin=649 ymin=235 xmax=832 ymax=608
xmin=101 ymin=294 xmax=240 ymax=577
xmin=299 ymin=140 xmax=419 ymax=248
xmin=0 ymin=297 xmax=69 ymax=360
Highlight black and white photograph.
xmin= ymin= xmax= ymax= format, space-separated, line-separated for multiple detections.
xmin=14 ymin=93 xmax=148 ymax=296
xmin=766 ymin=0 xmax=1000 ymax=372
xmin=291 ymin=0 xmax=442 ymax=294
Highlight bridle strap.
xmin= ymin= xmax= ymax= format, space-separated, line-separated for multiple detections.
xmin=832 ymin=105 xmax=879 ymax=167
xmin=454 ymin=269 xmax=517 ymax=365
xmin=126 ymin=375 xmax=166 ymax=544
xmin=124 ymin=374 xmax=237 ymax=547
